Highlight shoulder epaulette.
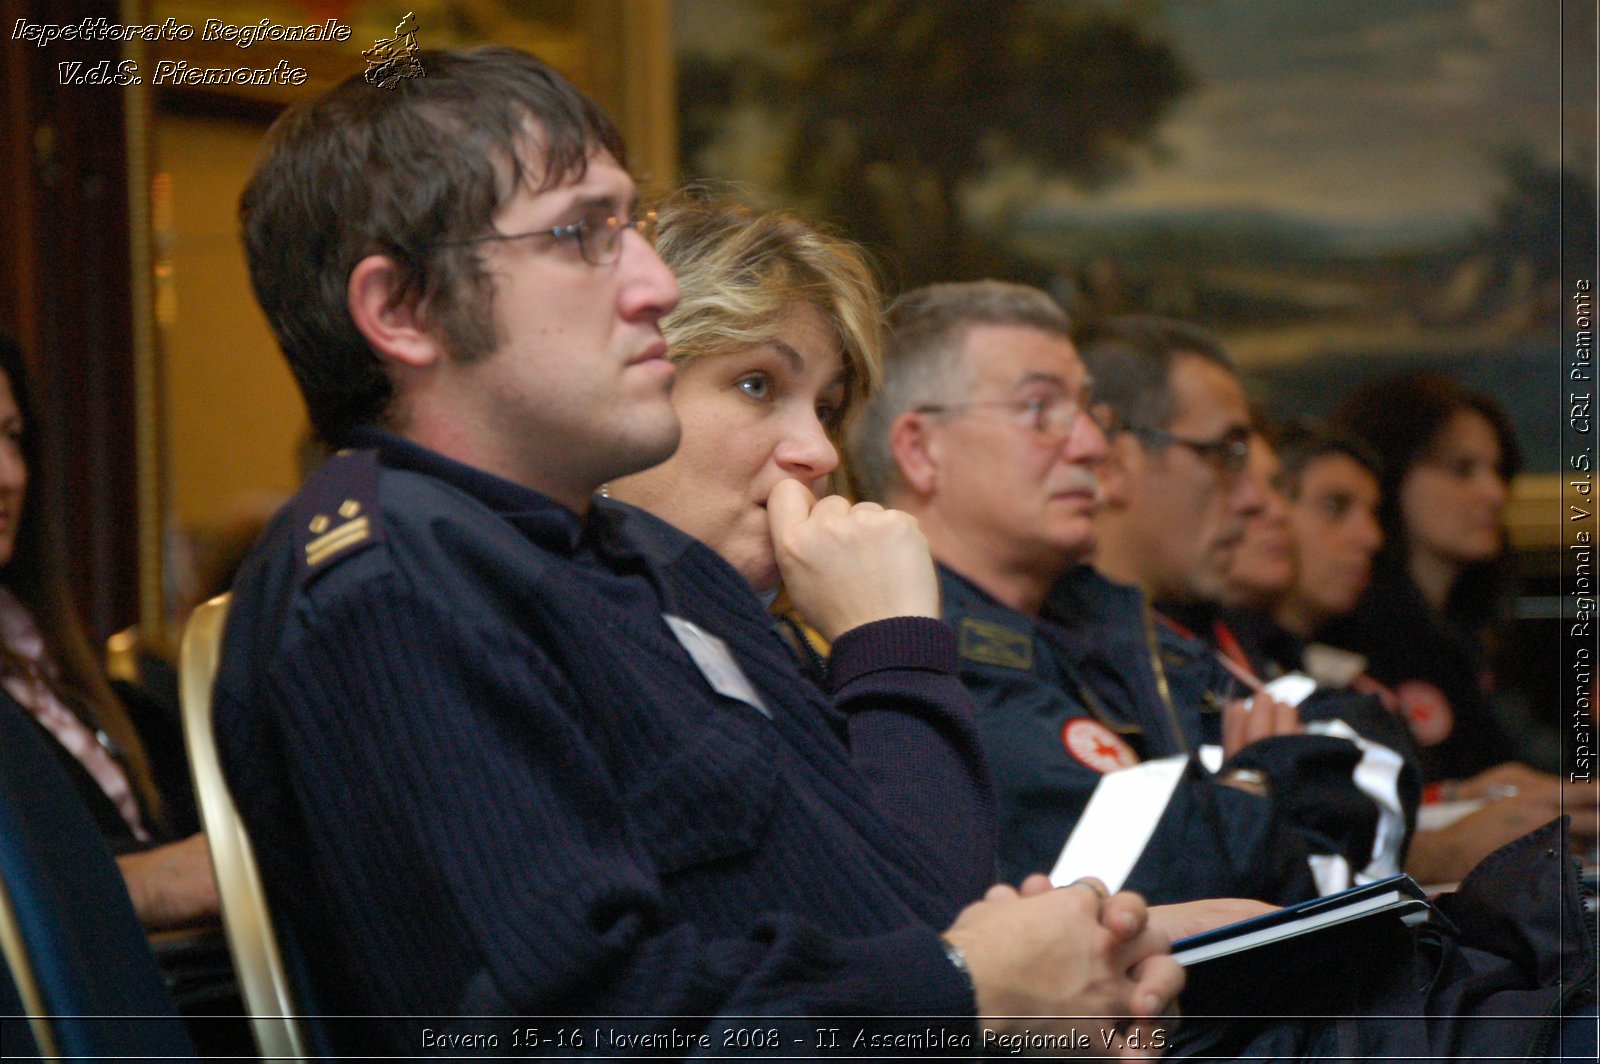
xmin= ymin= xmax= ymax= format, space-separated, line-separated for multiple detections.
xmin=293 ymin=448 xmax=384 ymax=579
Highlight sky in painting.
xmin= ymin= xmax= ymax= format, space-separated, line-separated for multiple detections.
xmin=676 ymin=0 xmax=1591 ymax=238
xmin=1072 ymin=0 xmax=1576 ymax=228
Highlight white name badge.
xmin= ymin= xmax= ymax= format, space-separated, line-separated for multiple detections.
xmin=663 ymin=615 xmax=771 ymax=718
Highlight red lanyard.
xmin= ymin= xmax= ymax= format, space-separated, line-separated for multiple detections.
xmin=1155 ymin=611 xmax=1266 ymax=695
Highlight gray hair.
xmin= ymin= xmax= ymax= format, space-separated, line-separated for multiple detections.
xmin=849 ymin=280 xmax=1072 ymax=502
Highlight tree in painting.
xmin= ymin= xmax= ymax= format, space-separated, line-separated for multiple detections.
xmin=681 ymin=0 xmax=1192 ymax=287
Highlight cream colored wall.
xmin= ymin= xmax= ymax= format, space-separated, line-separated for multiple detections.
xmin=156 ymin=112 xmax=304 ymax=534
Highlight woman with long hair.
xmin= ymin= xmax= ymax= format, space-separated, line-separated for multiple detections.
xmin=0 ymin=334 xmax=216 ymax=929
xmin=609 ymin=203 xmax=1592 ymax=1059
xmin=1330 ymin=373 xmax=1521 ymax=781
xmin=1329 ymin=373 xmax=1595 ymax=881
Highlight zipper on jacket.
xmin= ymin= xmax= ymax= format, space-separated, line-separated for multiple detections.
xmin=1141 ymin=607 xmax=1191 ymax=755
xmin=1524 ymin=856 xmax=1599 ymax=1061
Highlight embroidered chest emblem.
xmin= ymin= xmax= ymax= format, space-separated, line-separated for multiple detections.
xmin=1394 ymin=680 xmax=1454 ymax=747
xmin=958 ymin=618 xmax=1033 ymax=670
xmin=1062 ymin=718 xmax=1139 ymax=773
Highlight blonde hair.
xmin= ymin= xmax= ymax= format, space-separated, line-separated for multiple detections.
xmin=653 ymin=193 xmax=885 ymax=426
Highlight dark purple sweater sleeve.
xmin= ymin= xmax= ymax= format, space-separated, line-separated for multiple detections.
xmin=827 ymin=617 xmax=998 ymax=906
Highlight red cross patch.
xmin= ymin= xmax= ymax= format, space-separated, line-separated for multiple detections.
xmin=1395 ymin=680 xmax=1454 ymax=748
xmin=1062 ymin=719 xmax=1139 ymax=774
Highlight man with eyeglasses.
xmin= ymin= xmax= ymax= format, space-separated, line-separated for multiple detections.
xmin=1080 ymin=317 xmax=1261 ymax=611
xmin=855 ymin=296 xmax=1600 ymax=1057
xmin=214 ymin=49 xmax=1182 ymax=1056
xmin=1062 ymin=316 xmax=1415 ymax=896
xmin=1054 ymin=326 xmax=1592 ymax=1058
xmin=854 ymin=291 xmax=1412 ymax=908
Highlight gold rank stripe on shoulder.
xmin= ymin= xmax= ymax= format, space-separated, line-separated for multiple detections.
xmin=305 ymin=515 xmax=371 ymax=568
xmin=958 ymin=617 xmax=1034 ymax=670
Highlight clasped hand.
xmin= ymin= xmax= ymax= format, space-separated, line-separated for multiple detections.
xmin=943 ymin=875 xmax=1184 ymax=1058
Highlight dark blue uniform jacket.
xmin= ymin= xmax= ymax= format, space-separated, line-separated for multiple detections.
xmin=213 ymin=431 xmax=995 ymax=1056
xmin=942 ymin=566 xmax=1593 ymax=1059
xmin=944 ymin=563 xmax=1417 ymax=905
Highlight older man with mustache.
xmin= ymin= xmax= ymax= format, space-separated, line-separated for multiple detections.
xmin=853 ymin=287 xmax=1595 ymax=1060
xmin=853 ymin=290 xmax=1412 ymax=904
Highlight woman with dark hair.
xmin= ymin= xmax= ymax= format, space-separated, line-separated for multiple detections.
xmin=0 ymin=334 xmax=217 ymax=929
xmin=1330 ymin=373 xmax=1519 ymax=779
xmin=608 ymin=221 xmax=1595 ymax=1055
xmin=1329 ymin=374 xmax=1594 ymax=867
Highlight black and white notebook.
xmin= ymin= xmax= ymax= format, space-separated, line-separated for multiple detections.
xmin=1174 ymin=873 xmax=1431 ymax=966
xmin=1171 ymin=874 xmax=1432 ymax=1015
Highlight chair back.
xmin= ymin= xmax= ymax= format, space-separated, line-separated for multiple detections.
xmin=0 ymin=944 xmax=44 ymax=1059
xmin=0 ymin=693 xmax=198 ymax=1060
xmin=181 ymin=593 xmax=314 ymax=1061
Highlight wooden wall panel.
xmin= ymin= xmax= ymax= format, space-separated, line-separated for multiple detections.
xmin=0 ymin=0 xmax=141 ymax=641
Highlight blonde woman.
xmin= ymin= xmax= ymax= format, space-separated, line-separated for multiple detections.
xmin=608 ymin=196 xmax=1184 ymax=1053
xmin=609 ymin=193 xmax=996 ymax=888
xmin=610 ymin=193 xmax=885 ymax=596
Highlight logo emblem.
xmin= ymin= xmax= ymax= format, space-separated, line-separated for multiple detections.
xmin=1394 ymin=680 xmax=1453 ymax=747
xmin=958 ymin=618 xmax=1033 ymax=670
xmin=1062 ymin=719 xmax=1138 ymax=773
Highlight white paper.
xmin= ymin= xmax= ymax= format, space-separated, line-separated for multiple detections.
xmin=1048 ymin=755 xmax=1189 ymax=892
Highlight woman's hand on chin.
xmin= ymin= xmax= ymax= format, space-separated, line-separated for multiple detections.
xmin=766 ymin=478 xmax=940 ymax=641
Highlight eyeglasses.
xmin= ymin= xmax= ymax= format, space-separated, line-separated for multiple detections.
xmin=915 ymin=392 xmax=1117 ymax=441
xmin=1126 ymin=424 xmax=1251 ymax=473
xmin=446 ymin=207 xmax=658 ymax=266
